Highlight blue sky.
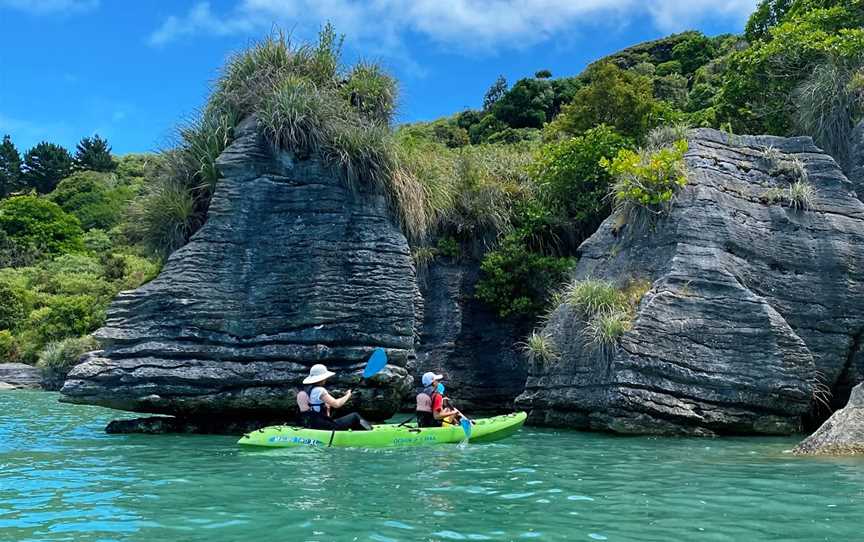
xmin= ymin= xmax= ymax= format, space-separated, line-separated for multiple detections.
xmin=0 ymin=0 xmax=759 ymax=155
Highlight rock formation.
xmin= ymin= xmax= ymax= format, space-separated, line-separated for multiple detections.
xmin=412 ymin=260 xmax=528 ymax=413
xmin=849 ymin=120 xmax=864 ymax=200
xmin=517 ymin=128 xmax=864 ymax=435
xmin=0 ymin=363 xmax=43 ymax=389
xmin=794 ymin=383 xmax=864 ymax=455
xmin=61 ymin=117 xmax=417 ymax=424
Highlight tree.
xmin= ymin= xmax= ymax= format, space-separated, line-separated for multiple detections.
xmin=22 ymin=142 xmax=74 ymax=194
xmin=745 ymin=0 xmax=795 ymax=42
xmin=548 ymin=63 xmax=674 ymax=142
xmin=535 ymin=69 xmax=552 ymax=79
xmin=0 ymin=135 xmax=22 ymax=198
xmin=48 ymin=171 xmax=125 ymax=230
xmin=671 ymin=33 xmax=716 ymax=75
xmin=483 ymin=75 xmax=508 ymax=111
xmin=74 ymin=134 xmax=115 ymax=172
xmin=491 ymin=78 xmax=555 ymax=129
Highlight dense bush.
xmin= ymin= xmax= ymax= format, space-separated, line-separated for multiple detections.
xmin=0 ymin=330 xmax=17 ymax=361
xmin=0 ymin=281 xmax=26 ymax=331
xmin=48 ymin=171 xmax=129 ymax=230
xmin=531 ymin=125 xmax=633 ymax=244
xmin=0 ymin=195 xmax=84 ymax=255
xmin=475 ymin=231 xmax=573 ymax=319
xmin=17 ymin=294 xmax=105 ymax=360
xmin=717 ymin=1 xmax=864 ymax=135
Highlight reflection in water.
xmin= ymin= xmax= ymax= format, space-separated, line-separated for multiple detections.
xmin=1 ymin=391 xmax=863 ymax=541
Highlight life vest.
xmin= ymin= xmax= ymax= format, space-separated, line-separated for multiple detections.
xmin=416 ymin=386 xmax=443 ymax=427
xmin=306 ymin=385 xmax=330 ymax=417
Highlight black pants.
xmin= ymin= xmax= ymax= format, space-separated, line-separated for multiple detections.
xmin=417 ymin=411 xmax=441 ymax=428
xmin=308 ymin=411 xmax=371 ymax=431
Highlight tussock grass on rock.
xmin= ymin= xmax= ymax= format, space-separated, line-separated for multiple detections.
xmin=138 ymin=25 xmax=429 ymax=256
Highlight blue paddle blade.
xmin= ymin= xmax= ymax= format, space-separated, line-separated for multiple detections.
xmin=362 ymin=348 xmax=387 ymax=379
xmin=461 ymin=417 xmax=472 ymax=439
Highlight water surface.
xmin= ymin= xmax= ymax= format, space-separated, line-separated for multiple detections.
xmin=1 ymin=391 xmax=862 ymax=541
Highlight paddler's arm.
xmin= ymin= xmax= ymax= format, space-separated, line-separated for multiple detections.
xmin=322 ymin=389 xmax=352 ymax=409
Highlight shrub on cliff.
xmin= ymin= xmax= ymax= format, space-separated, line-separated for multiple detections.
xmin=602 ymin=139 xmax=688 ymax=225
xmin=0 ymin=195 xmax=84 ymax=256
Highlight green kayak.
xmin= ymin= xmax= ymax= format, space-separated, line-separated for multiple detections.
xmin=238 ymin=411 xmax=527 ymax=449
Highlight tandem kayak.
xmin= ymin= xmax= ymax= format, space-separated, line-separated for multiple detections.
xmin=238 ymin=411 xmax=527 ymax=449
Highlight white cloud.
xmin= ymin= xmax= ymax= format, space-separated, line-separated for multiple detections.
xmin=148 ymin=0 xmax=759 ymax=53
xmin=0 ymin=0 xmax=99 ymax=15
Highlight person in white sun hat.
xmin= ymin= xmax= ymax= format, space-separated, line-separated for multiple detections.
xmin=301 ymin=364 xmax=372 ymax=431
xmin=415 ymin=371 xmax=460 ymax=428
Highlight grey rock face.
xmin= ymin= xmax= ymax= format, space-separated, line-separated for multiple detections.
xmin=0 ymin=363 xmax=43 ymax=389
xmin=61 ymin=117 xmax=416 ymax=421
xmin=413 ymin=260 xmax=528 ymax=413
xmin=794 ymin=383 xmax=864 ymax=455
xmin=517 ymin=128 xmax=864 ymax=435
xmin=849 ymin=120 xmax=864 ymax=200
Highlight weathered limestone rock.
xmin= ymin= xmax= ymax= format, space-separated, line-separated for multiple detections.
xmin=794 ymin=383 xmax=864 ymax=455
xmin=412 ymin=260 xmax=528 ymax=413
xmin=849 ymin=120 xmax=864 ymax=200
xmin=61 ymin=117 xmax=416 ymax=423
xmin=517 ymin=128 xmax=864 ymax=435
xmin=0 ymin=363 xmax=43 ymax=389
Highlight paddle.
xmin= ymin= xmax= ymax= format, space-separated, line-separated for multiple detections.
xmin=351 ymin=347 xmax=388 ymax=399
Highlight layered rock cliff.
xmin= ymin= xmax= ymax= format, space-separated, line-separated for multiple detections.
xmin=61 ymin=117 xmax=416 ymax=422
xmin=794 ymin=383 xmax=864 ymax=455
xmin=412 ymin=260 xmax=528 ymax=413
xmin=517 ymin=128 xmax=864 ymax=435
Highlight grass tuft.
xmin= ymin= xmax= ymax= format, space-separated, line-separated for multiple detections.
xmin=520 ymin=330 xmax=560 ymax=365
xmin=645 ymin=122 xmax=692 ymax=151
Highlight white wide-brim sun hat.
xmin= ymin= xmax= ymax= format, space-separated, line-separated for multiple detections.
xmin=303 ymin=363 xmax=336 ymax=385
xmin=421 ymin=371 xmax=444 ymax=387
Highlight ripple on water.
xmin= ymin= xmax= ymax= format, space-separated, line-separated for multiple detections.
xmin=2 ymin=391 xmax=864 ymax=542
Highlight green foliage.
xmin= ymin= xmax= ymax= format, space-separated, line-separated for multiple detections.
xmin=655 ymin=60 xmax=682 ymax=77
xmin=128 ymin=175 xmax=197 ymax=257
xmin=0 ymin=330 xmax=17 ymax=361
xmin=531 ymin=125 xmax=633 ymax=244
xmin=491 ymin=78 xmax=556 ymax=129
xmin=483 ymin=75 xmax=508 ymax=111
xmin=793 ymin=60 xmax=864 ymax=168
xmin=0 ymin=282 xmax=26 ymax=331
xmin=746 ymin=0 xmax=795 ymax=42
xmin=671 ymin=33 xmax=716 ymax=75
xmin=48 ymin=171 xmax=128 ymax=230
xmin=22 ymin=142 xmax=74 ymax=194
xmin=521 ymin=330 xmax=559 ymax=364
xmin=0 ymin=195 xmax=84 ymax=255
xmin=18 ymin=294 xmax=105 ymax=360
xmin=74 ymin=134 xmax=115 ymax=172
xmin=475 ymin=231 xmax=573 ymax=319
xmin=565 ymin=278 xmax=649 ymax=354
xmin=82 ymin=229 xmax=112 ymax=253
xmin=341 ymin=62 xmax=398 ymax=124
xmin=602 ymin=139 xmax=688 ymax=221
xmin=469 ymin=114 xmax=508 ymax=144
xmin=718 ymin=2 xmax=864 ymax=135
xmin=37 ymin=335 xmax=98 ymax=376
xmin=548 ymin=63 xmax=676 ymax=142
xmin=535 ymin=70 xmax=553 ymax=79
xmin=436 ymin=236 xmax=460 ymax=259
xmin=0 ymin=135 xmax=23 ymax=198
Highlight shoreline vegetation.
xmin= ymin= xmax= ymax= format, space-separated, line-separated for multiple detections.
xmin=1 ymin=1 xmax=863 ymax=432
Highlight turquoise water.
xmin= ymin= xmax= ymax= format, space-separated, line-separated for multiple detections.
xmin=1 ymin=391 xmax=862 ymax=542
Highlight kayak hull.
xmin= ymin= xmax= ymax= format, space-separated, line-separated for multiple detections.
xmin=238 ymin=412 xmax=527 ymax=448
